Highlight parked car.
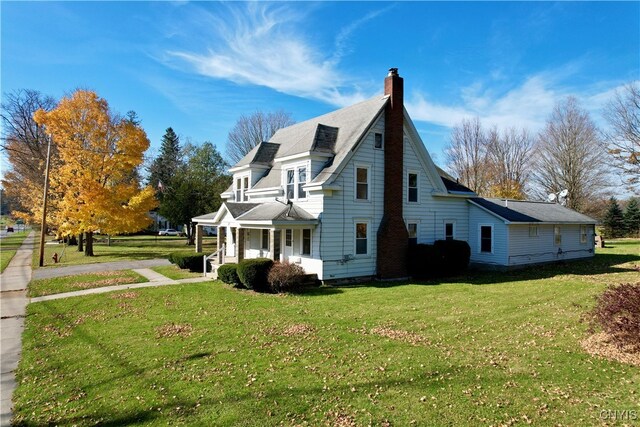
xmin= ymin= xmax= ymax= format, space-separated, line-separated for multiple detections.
xmin=158 ymin=229 xmax=180 ymax=236
xmin=6 ymin=227 xmax=14 ymax=233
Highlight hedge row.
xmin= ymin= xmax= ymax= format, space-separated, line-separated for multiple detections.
xmin=168 ymin=252 xmax=208 ymax=272
xmin=408 ymin=240 xmax=470 ymax=278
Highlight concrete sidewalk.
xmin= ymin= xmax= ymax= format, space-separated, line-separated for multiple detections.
xmin=0 ymin=231 xmax=35 ymax=427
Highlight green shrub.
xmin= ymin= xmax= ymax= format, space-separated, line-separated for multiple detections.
xmin=434 ymin=239 xmax=471 ymax=274
xmin=407 ymin=244 xmax=443 ymax=279
xmin=217 ymin=263 xmax=241 ymax=286
xmin=237 ymin=258 xmax=274 ymax=292
xmin=268 ymin=261 xmax=306 ymax=293
xmin=168 ymin=252 xmax=208 ymax=272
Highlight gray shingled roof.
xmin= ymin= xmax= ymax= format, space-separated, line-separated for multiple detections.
xmin=249 ymin=96 xmax=389 ymax=190
xmin=469 ymin=198 xmax=597 ymax=223
xmin=224 ymin=202 xmax=262 ymax=218
xmin=237 ymin=202 xmax=316 ymax=222
xmin=234 ymin=142 xmax=280 ymax=168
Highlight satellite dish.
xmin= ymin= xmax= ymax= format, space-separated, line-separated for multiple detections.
xmin=547 ymin=193 xmax=557 ymax=202
xmin=559 ymin=189 xmax=569 ymax=198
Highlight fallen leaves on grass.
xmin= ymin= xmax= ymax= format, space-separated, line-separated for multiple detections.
xmin=581 ymin=332 xmax=640 ymax=366
xmin=155 ymin=323 xmax=194 ymax=338
xmin=325 ymin=410 xmax=357 ymax=427
xmin=109 ymin=291 xmax=139 ymax=300
xmin=263 ymin=323 xmax=316 ymax=338
xmin=359 ymin=326 xmax=431 ymax=346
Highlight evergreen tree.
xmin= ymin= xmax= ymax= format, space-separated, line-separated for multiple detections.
xmin=602 ymin=197 xmax=625 ymax=238
xmin=147 ymin=127 xmax=182 ymax=199
xmin=623 ymin=198 xmax=640 ymax=237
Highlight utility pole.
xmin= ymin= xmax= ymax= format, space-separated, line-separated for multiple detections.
xmin=38 ymin=135 xmax=52 ymax=267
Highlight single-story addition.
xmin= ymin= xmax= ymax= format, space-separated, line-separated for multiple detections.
xmin=192 ymin=68 xmax=597 ymax=281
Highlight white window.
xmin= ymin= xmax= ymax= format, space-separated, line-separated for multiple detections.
xmin=285 ymin=166 xmax=308 ymax=200
xmin=374 ymin=132 xmax=383 ymax=149
xmin=480 ymin=225 xmax=493 ymax=253
xmin=261 ymin=229 xmax=269 ymax=250
xmin=529 ymin=225 xmax=538 ymax=237
xmin=235 ymin=176 xmax=249 ymax=201
xmin=408 ymin=172 xmax=418 ymax=203
xmin=444 ymin=221 xmax=456 ymax=240
xmin=407 ymin=222 xmax=418 ymax=245
xmin=285 ymin=229 xmax=292 ymax=247
xmin=355 ymin=166 xmax=369 ymax=201
xmin=355 ymin=222 xmax=369 ymax=255
xmin=302 ymin=229 xmax=311 ymax=256
xmin=554 ymin=225 xmax=562 ymax=245
xmin=580 ymin=225 xmax=588 ymax=244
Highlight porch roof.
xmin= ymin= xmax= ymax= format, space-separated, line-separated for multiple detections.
xmin=237 ymin=201 xmax=316 ymax=223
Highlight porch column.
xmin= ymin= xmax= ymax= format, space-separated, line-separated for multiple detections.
xmin=269 ymin=229 xmax=276 ymax=261
xmin=195 ymin=224 xmax=203 ymax=253
xmin=236 ymin=228 xmax=245 ymax=262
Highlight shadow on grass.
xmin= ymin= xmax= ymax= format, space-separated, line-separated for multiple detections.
xmin=323 ymin=252 xmax=640 ymax=290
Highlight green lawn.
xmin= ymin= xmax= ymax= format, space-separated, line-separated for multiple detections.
xmin=0 ymin=230 xmax=29 ymax=273
xmin=28 ymin=270 xmax=149 ymax=297
xmin=13 ymin=241 xmax=640 ymax=426
xmin=32 ymin=235 xmax=217 ymax=269
xmin=151 ymin=264 xmax=204 ymax=280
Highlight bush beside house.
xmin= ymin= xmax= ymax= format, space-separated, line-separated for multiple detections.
xmin=217 ymin=263 xmax=241 ymax=287
xmin=237 ymin=258 xmax=274 ymax=292
xmin=169 ymin=252 xmax=208 ymax=272
xmin=408 ymin=240 xmax=471 ymax=278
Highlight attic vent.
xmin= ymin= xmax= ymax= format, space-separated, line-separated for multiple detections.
xmin=312 ymin=124 xmax=339 ymax=152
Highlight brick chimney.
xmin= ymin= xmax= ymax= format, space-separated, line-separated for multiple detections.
xmin=377 ymin=68 xmax=408 ymax=279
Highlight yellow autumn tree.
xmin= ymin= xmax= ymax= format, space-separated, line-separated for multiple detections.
xmin=33 ymin=90 xmax=157 ymax=256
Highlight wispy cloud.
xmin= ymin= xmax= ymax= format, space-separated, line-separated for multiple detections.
xmin=165 ymin=3 xmax=383 ymax=107
xmin=407 ymin=65 xmax=627 ymax=133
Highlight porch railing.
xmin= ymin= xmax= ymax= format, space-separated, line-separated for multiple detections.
xmin=203 ymin=243 xmax=225 ymax=277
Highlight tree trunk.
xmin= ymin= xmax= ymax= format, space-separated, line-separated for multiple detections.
xmin=187 ymin=222 xmax=195 ymax=246
xmin=84 ymin=231 xmax=94 ymax=256
xmin=68 ymin=235 xmax=78 ymax=246
xmin=78 ymin=233 xmax=84 ymax=252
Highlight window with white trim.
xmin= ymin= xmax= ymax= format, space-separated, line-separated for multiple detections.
xmin=235 ymin=176 xmax=249 ymax=201
xmin=356 ymin=166 xmax=369 ymax=201
xmin=407 ymin=222 xmax=418 ymax=246
xmin=480 ymin=225 xmax=493 ymax=253
xmin=580 ymin=225 xmax=587 ymax=244
xmin=445 ymin=221 xmax=455 ymax=240
xmin=554 ymin=225 xmax=562 ymax=245
xmin=408 ymin=172 xmax=418 ymax=203
xmin=285 ymin=229 xmax=292 ymax=248
xmin=529 ymin=225 xmax=538 ymax=237
xmin=285 ymin=166 xmax=308 ymax=200
xmin=261 ymin=229 xmax=269 ymax=250
xmin=374 ymin=132 xmax=383 ymax=149
xmin=355 ymin=222 xmax=368 ymax=255
xmin=302 ymin=229 xmax=311 ymax=256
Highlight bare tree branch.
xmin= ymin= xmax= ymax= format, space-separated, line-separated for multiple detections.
xmin=226 ymin=110 xmax=295 ymax=164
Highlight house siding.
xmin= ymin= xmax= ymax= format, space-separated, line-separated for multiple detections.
xmin=320 ymin=114 xmax=385 ymax=280
xmin=469 ymin=205 xmax=509 ymax=266
xmin=508 ymin=224 xmax=594 ymax=265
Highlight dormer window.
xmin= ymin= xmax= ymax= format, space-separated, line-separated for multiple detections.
xmin=235 ymin=175 xmax=249 ymax=201
xmin=285 ymin=166 xmax=308 ymax=200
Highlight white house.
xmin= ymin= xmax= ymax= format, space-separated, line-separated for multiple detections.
xmin=193 ymin=69 xmax=596 ymax=281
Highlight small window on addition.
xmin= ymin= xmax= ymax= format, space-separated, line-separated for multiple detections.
xmin=480 ymin=226 xmax=492 ymax=253
xmin=445 ymin=222 xmax=454 ymax=240
xmin=374 ymin=132 xmax=383 ymax=149
xmin=554 ymin=226 xmax=562 ymax=245
xmin=529 ymin=225 xmax=538 ymax=237
xmin=407 ymin=223 xmax=418 ymax=246
xmin=580 ymin=225 xmax=587 ymax=244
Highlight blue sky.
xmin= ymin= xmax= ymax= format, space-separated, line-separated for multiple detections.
xmin=2 ymin=1 xmax=639 ymax=176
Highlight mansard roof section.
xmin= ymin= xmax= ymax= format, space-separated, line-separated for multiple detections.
xmin=270 ymin=95 xmax=389 ymax=159
xmin=233 ymin=142 xmax=280 ymax=168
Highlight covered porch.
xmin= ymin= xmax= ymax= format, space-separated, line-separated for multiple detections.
xmin=192 ymin=201 xmax=322 ymax=275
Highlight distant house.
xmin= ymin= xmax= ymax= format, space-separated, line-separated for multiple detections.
xmin=193 ymin=69 xmax=596 ymax=281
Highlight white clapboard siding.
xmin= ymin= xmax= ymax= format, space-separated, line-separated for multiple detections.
xmin=468 ymin=204 xmax=509 ymax=265
xmin=320 ymin=114 xmax=385 ymax=279
xmin=507 ymin=224 xmax=594 ymax=265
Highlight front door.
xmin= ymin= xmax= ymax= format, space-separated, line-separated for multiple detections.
xmin=284 ymin=229 xmax=293 ymax=258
